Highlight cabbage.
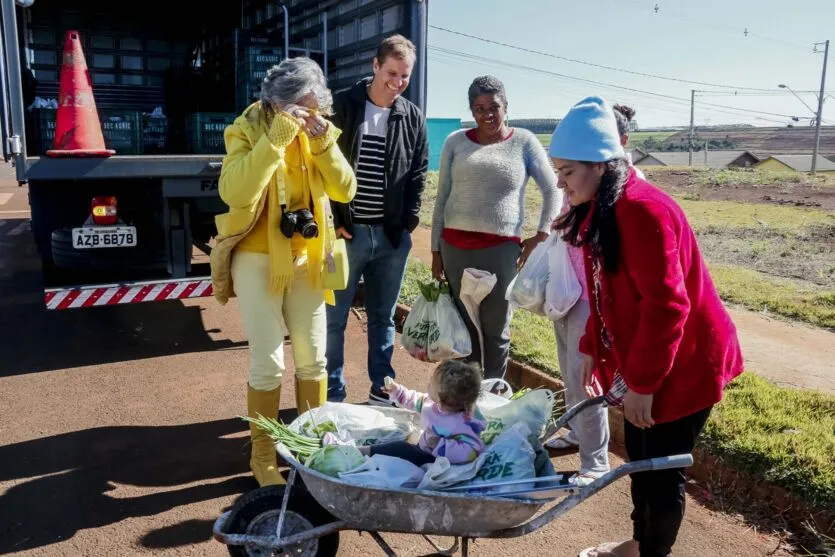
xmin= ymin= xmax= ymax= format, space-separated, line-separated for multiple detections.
xmin=305 ymin=445 xmax=365 ymax=477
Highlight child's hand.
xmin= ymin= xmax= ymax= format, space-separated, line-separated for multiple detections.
xmin=382 ymin=376 xmax=397 ymax=393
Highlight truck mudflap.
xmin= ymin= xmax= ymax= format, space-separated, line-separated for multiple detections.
xmin=44 ymin=276 xmax=213 ymax=310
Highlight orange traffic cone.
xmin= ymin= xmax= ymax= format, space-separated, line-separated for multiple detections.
xmin=46 ymin=30 xmax=115 ymax=157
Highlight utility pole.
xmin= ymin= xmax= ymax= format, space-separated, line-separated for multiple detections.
xmin=812 ymin=40 xmax=829 ymax=175
xmin=689 ymin=89 xmax=695 ymax=166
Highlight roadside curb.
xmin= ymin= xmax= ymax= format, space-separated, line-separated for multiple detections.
xmin=383 ymin=295 xmax=833 ymax=538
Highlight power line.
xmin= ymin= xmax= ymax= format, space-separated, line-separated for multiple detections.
xmin=429 ymin=47 xmax=789 ymax=124
xmin=613 ymin=0 xmax=812 ymax=52
xmin=430 ymin=25 xmax=785 ymax=92
xmin=430 ymin=46 xmax=805 ymax=123
xmin=428 ymin=53 xmax=791 ymax=127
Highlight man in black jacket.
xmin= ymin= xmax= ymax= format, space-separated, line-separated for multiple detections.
xmin=326 ymin=34 xmax=429 ymax=406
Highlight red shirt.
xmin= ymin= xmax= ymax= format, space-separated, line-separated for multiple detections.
xmin=579 ymin=170 xmax=744 ymax=424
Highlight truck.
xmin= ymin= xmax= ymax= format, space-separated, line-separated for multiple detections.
xmin=0 ymin=0 xmax=428 ymax=310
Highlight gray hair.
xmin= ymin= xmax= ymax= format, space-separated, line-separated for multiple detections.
xmin=467 ymin=75 xmax=507 ymax=109
xmin=260 ymin=56 xmax=333 ymax=116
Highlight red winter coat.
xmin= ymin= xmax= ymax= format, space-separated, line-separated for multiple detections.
xmin=578 ymin=170 xmax=744 ymax=424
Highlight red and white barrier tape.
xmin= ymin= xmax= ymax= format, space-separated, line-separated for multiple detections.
xmin=44 ymin=278 xmax=213 ymax=310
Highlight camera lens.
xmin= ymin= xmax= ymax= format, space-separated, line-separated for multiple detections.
xmin=300 ymin=221 xmax=319 ymax=238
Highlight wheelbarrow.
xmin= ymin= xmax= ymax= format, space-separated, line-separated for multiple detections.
xmin=213 ymin=393 xmax=693 ymax=556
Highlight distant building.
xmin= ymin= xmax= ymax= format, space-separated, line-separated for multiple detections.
xmin=754 ymin=155 xmax=835 ymax=174
xmin=635 ymin=150 xmax=760 ymax=169
xmin=627 ymin=148 xmax=648 ymax=164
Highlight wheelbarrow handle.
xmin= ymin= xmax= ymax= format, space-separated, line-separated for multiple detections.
xmin=481 ymin=453 xmax=695 ymax=540
xmin=648 ymin=454 xmax=694 ymax=471
xmin=542 ymin=395 xmax=607 ymax=440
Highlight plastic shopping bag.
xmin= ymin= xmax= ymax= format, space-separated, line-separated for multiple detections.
xmin=480 ymin=388 xmax=555 ymax=444
xmin=291 ymin=402 xmax=416 ymax=447
xmin=543 ymin=235 xmax=582 ymax=321
xmin=476 ymin=378 xmax=514 ymax=412
xmin=418 ymin=422 xmax=536 ymax=493
xmin=339 ymin=454 xmax=426 ymax=488
xmin=465 ymin=422 xmax=537 ymax=494
xmin=506 ymin=235 xmax=554 ymax=315
xmin=401 ymin=281 xmax=472 ymax=362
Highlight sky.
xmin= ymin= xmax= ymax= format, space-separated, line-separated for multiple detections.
xmin=424 ymin=0 xmax=834 ymax=129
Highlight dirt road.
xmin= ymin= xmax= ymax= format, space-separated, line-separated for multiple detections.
xmin=0 ymin=178 xmax=792 ymax=556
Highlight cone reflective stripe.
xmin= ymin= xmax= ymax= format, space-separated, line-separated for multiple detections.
xmin=46 ymin=30 xmax=115 ymax=157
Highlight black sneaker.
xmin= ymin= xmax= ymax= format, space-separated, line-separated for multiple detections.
xmin=368 ymin=388 xmax=397 ymax=407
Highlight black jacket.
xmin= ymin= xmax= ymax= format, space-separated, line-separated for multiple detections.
xmin=329 ymin=77 xmax=429 ymax=248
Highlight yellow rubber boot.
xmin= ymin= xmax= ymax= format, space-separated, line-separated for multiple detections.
xmin=247 ymin=385 xmax=285 ymax=486
xmin=295 ymin=377 xmax=327 ymax=414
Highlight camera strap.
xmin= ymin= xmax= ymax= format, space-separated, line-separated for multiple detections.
xmin=276 ymin=160 xmax=315 ymax=213
xmin=277 ymin=162 xmax=288 ymax=211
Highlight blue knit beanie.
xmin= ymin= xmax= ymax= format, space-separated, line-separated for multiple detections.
xmin=549 ymin=96 xmax=625 ymax=162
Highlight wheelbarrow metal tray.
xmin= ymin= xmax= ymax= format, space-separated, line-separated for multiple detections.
xmin=277 ymin=444 xmax=549 ymax=537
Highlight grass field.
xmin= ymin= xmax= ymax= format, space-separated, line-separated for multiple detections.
xmin=701 ymin=373 xmax=835 ymax=512
xmin=626 ymin=130 xmax=678 ymax=149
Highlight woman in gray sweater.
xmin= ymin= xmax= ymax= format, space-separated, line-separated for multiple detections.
xmin=431 ymin=75 xmax=560 ymax=379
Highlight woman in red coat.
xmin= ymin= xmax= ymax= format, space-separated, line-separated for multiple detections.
xmin=548 ymin=97 xmax=744 ymax=557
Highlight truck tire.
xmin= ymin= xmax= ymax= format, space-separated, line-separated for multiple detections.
xmin=51 ymin=227 xmax=167 ymax=271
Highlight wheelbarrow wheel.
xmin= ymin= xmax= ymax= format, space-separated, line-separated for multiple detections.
xmin=225 ymin=485 xmax=339 ymax=557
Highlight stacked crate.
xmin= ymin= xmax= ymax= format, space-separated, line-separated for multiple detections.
xmin=142 ymin=114 xmax=169 ymax=154
xmin=31 ymin=108 xmax=143 ymax=155
xmin=185 ymin=113 xmax=237 ymax=154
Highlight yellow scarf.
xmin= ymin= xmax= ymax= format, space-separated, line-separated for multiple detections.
xmin=265 ymin=132 xmax=334 ymax=305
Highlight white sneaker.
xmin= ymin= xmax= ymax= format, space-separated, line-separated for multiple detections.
xmin=570 ymin=470 xmax=607 ymax=487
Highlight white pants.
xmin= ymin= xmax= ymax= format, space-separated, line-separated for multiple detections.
xmin=232 ymin=251 xmax=326 ymax=391
xmin=554 ymin=299 xmax=610 ymax=473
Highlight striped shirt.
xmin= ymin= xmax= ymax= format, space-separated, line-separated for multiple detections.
xmin=353 ymin=101 xmax=390 ymax=223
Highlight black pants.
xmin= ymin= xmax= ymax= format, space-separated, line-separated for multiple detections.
xmin=625 ymin=407 xmax=712 ymax=557
xmin=368 ymin=441 xmax=436 ymax=467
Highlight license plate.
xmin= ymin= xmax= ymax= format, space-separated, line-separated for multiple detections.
xmin=72 ymin=226 xmax=137 ymax=249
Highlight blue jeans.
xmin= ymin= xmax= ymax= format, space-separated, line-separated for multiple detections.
xmin=326 ymin=224 xmax=412 ymax=401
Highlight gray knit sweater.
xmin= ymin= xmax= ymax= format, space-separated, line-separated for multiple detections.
xmin=431 ymin=128 xmax=561 ymax=251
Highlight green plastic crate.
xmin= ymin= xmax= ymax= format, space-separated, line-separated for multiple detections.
xmin=31 ymin=108 xmax=142 ymax=155
xmin=185 ymin=112 xmax=236 ymax=154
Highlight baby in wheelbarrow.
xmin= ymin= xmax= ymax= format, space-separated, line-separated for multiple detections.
xmin=360 ymin=360 xmax=487 ymax=467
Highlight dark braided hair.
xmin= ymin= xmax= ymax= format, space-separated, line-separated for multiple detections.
xmin=613 ymin=104 xmax=636 ymax=136
xmin=553 ymin=159 xmax=629 ymax=273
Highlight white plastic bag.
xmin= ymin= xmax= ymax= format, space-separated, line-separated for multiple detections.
xmin=418 ymin=422 xmax=536 ymax=493
xmin=543 ymin=235 xmax=582 ymax=321
xmin=402 ymin=281 xmax=472 ymax=362
xmin=459 ymin=268 xmax=497 ymax=369
xmin=338 ymin=454 xmax=426 ymax=488
xmin=291 ymin=402 xmax=415 ymax=447
xmin=476 ymin=378 xmax=514 ymax=412
xmin=506 ymin=235 xmax=554 ymax=315
xmin=465 ymin=422 xmax=537 ymax=494
xmin=480 ymin=389 xmax=555 ymax=444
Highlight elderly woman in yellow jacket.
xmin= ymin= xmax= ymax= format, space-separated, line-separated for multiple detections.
xmin=210 ymin=57 xmax=356 ymax=487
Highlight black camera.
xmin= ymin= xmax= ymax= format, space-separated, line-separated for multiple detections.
xmin=280 ymin=208 xmax=319 ymax=239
